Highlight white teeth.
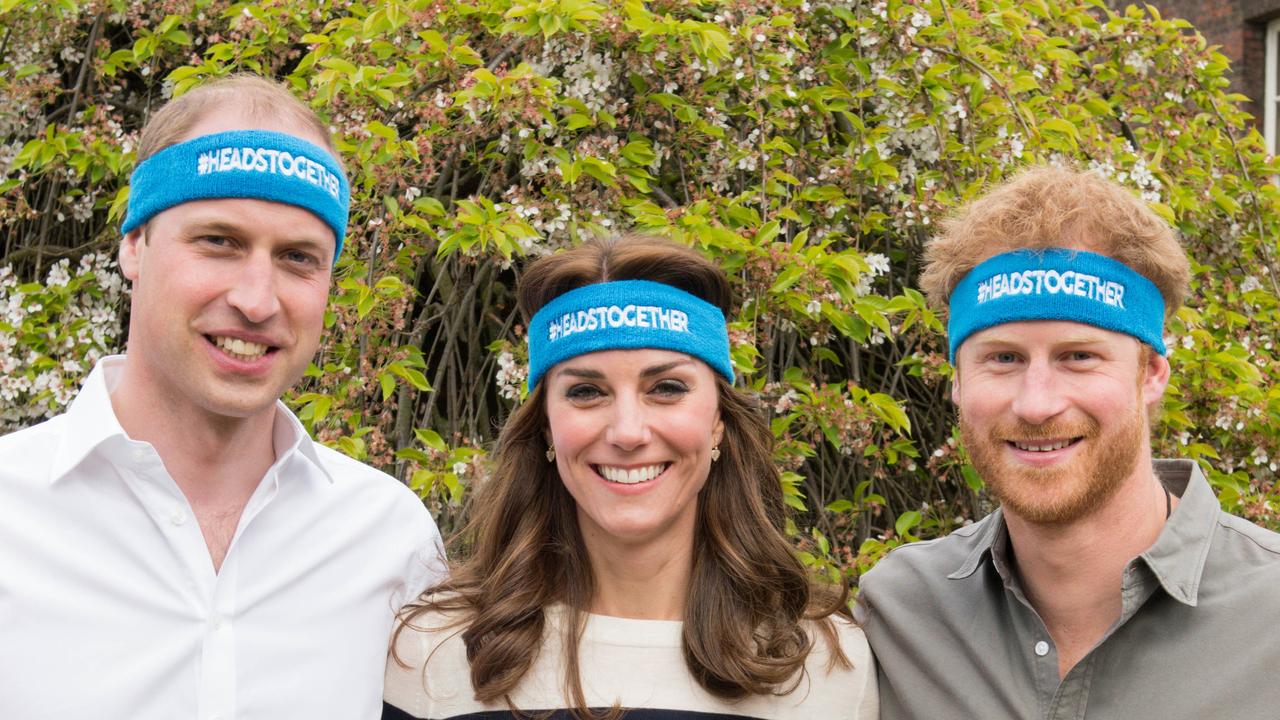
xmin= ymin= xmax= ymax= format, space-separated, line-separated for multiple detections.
xmin=212 ymin=335 xmax=268 ymax=360
xmin=598 ymin=464 xmax=668 ymax=484
xmin=1013 ymin=439 xmax=1074 ymax=452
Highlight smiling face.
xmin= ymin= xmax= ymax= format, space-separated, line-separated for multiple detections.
xmin=117 ymin=108 xmax=336 ymax=425
xmin=953 ymin=320 xmax=1169 ymax=525
xmin=544 ymin=348 xmax=724 ymax=553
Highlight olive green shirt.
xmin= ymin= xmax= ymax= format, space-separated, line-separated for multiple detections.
xmin=855 ymin=460 xmax=1280 ymax=720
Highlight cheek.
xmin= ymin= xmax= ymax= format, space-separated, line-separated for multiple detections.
xmin=670 ymin=400 xmax=722 ymax=451
xmin=546 ymin=409 xmax=596 ymax=454
xmin=286 ymin=279 xmax=331 ymax=323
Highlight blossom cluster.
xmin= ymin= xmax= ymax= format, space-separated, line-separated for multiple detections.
xmin=0 ymin=254 xmax=127 ymax=431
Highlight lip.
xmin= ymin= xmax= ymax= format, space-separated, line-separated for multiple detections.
xmin=591 ymin=462 xmax=672 ymax=493
xmin=202 ymin=333 xmax=278 ymax=375
xmin=203 ymin=329 xmax=282 ymax=347
xmin=1004 ymin=437 xmax=1083 ymax=466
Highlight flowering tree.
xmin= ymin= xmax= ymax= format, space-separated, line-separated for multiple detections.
xmin=3 ymin=0 xmax=1279 ymax=580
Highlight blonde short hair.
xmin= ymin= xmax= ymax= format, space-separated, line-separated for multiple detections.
xmin=136 ymin=73 xmax=338 ymax=163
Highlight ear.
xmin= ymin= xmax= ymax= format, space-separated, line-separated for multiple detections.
xmin=950 ymin=369 xmax=961 ymax=406
xmin=1140 ymin=347 xmax=1171 ymax=407
xmin=119 ymin=228 xmax=145 ymax=282
xmin=712 ymin=412 xmax=725 ymax=449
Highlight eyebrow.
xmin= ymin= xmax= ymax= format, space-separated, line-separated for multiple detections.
xmin=185 ymin=219 xmax=245 ymax=236
xmin=554 ymin=359 xmax=695 ymax=380
xmin=640 ymin=360 xmax=694 ymax=377
xmin=557 ymin=367 xmax=606 ymax=379
xmin=186 ymin=218 xmax=332 ymax=252
xmin=971 ymin=335 xmax=1112 ymax=354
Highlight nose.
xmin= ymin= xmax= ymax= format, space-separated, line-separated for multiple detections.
xmin=1009 ymin=358 xmax=1070 ymax=425
xmin=225 ymin=254 xmax=282 ymax=324
xmin=604 ymin=394 xmax=651 ymax=451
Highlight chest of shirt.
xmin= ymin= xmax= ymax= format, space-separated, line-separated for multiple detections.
xmin=0 ymin=459 xmax=415 ymax=719
xmin=872 ymin=572 xmax=1280 ymax=720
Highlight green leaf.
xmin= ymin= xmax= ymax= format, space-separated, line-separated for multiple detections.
xmin=415 ymin=428 xmax=448 ymax=452
xmin=895 ymin=510 xmax=922 ymax=538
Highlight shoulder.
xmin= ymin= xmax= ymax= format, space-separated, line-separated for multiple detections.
xmin=776 ymin=616 xmax=878 ymax=719
xmin=808 ymin=614 xmax=873 ymax=670
xmin=0 ymin=414 xmax=64 ymax=450
xmin=305 ymin=443 xmax=446 ymax=592
xmin=389 ymin=601 xmax=471 ymax=667
xmin=384 ymin=601 xmax=477 ymax=717
xmin=310 ymin=443 xmax=429 ymax=515
xmin=859 ymin=511 xmax=999 ymax=594
xmin=1213 ymin=510 xmax=1280 ymax=560
xmin=0 ymin=415 xmax=65 ymax=476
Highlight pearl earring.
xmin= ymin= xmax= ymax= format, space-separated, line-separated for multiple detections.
xmin=546 ymin=448 xmax=556 ymax=462
xmin=710 ymin=446 xmax=720 ymax=462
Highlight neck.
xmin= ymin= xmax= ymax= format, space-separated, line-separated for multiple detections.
xmin=1005 ymin=456 xmax=1174 ymax=679
xmin=110 ymin=358 xmax=276 ymax=515
xmin=582 ymin=523 xmax=694 ymax=621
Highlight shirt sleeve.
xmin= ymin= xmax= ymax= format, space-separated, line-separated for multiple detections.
xmin=392 ymin=495 xmax=449 ymax=611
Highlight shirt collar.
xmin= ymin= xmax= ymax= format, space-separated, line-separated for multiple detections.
xmin=947 ymin=507 xmax=1005 ymax=580
xmin=270 ymin=395 xmax=334 ymax=484
xmin=1137 ymin=459 xmax=1218 ymax=607
xmin=49 ymin=356 xmax=131 ymax=483
xmin=49 ymin=355 xmax=334 ymax=485
xmin=945 ymin=459 xmax=1219 ymax=608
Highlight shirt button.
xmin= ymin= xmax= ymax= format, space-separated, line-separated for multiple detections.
xmin=169 ymin=511 xmax=187 ymax=526
xmin=131 ymin=448 xmax=149 ymax=462
xmin=1034 ymin=640 xmax=1050 ymax=657
xmin=211 ymin=616 xmax=225 ymax=631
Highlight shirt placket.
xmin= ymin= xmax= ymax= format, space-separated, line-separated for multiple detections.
xmin=116 ymin=440 xmax=252 ymax=720
xmin=1000 ymin=580 xmax=1071 ymax=718
xmin=1038 ymin=562 xmax=1160 ymax=720
xmin=990 ymin=535 xmax=1080 ymax=719
xmin=199 ymin=554 xmax=237 ymax=720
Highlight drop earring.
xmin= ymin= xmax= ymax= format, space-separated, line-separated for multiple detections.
xmin=710 ymin=446 xmax=720 ymax=462
xmin=546 ymin=447 xmax=556 ymax=462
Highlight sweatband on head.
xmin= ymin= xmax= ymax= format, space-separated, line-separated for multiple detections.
xmin=121 ymin=129 xmax=351 ymax=260
xmin=947 ymin=248 xmax=1166 ymax=361
xmin=527 ymin=279 xmax=734 ymax=390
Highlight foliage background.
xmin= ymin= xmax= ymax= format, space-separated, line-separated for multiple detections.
xmin=3 ymin=0 xmax=1279 ymax=584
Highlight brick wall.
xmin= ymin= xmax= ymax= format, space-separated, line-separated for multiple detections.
xmin=1108 ymin=0 xmax=1280 ymax=129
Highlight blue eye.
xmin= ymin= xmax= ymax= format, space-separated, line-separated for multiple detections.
xmin=651 ymin=380 xmax=689 ymax=396
xmin=566 ymin=384 xmax=603 ymax=400
xmin=283 ymin=248 xmax=321 ymax=267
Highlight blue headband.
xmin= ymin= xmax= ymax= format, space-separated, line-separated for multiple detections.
xmin=527 ymin=279 xmax=734 ymax=390
xmin=121 ymin=129 xmax=351 ymax=260
xmin=948 ymin=248 xmax=1166 ymax=361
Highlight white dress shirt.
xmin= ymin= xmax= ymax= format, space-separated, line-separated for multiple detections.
xmin=0 ymin=356 xmax=446 ymax=720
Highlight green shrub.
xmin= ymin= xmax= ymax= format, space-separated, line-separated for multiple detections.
xmin=3 ymin=0 xmax=1279 ymax=582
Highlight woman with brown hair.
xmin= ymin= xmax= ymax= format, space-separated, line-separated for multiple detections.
xmin=384 ymin=235 xmax=877 ymax=719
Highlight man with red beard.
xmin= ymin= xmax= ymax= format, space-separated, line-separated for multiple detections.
xmin=856 ymin=166 xmax=1280 ymax=719
xmin=0 ymin=75 xmax=444 ymax=718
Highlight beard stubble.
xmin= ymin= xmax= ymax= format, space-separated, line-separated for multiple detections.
xmin=961 ymin=395 xmax=1147 ymax=526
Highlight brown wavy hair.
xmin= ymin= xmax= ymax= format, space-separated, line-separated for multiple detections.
xmin=920 ymin=164 xmax=1190 ymax=318
xmin=394 ymin=235 xmax=849 ymax=719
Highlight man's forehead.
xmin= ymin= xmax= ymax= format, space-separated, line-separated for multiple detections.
xmin=966 ymin=320 xmax=1130 ymax=348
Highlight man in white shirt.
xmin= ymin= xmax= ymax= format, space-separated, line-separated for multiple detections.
xmin=0 ymin=74 xmax=445 ymax=719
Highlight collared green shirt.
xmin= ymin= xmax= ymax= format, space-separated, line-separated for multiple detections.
xmin=856 ymin=460 xmax=1280 ymax=720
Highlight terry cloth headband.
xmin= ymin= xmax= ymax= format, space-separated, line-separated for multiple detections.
xmin=121 ymin=129 xmax=351 ymax=260
xmin=947 ymin=248 xmax=1167 ymax=361
xmin=527 ymin=279 xmax=734 ymax=390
